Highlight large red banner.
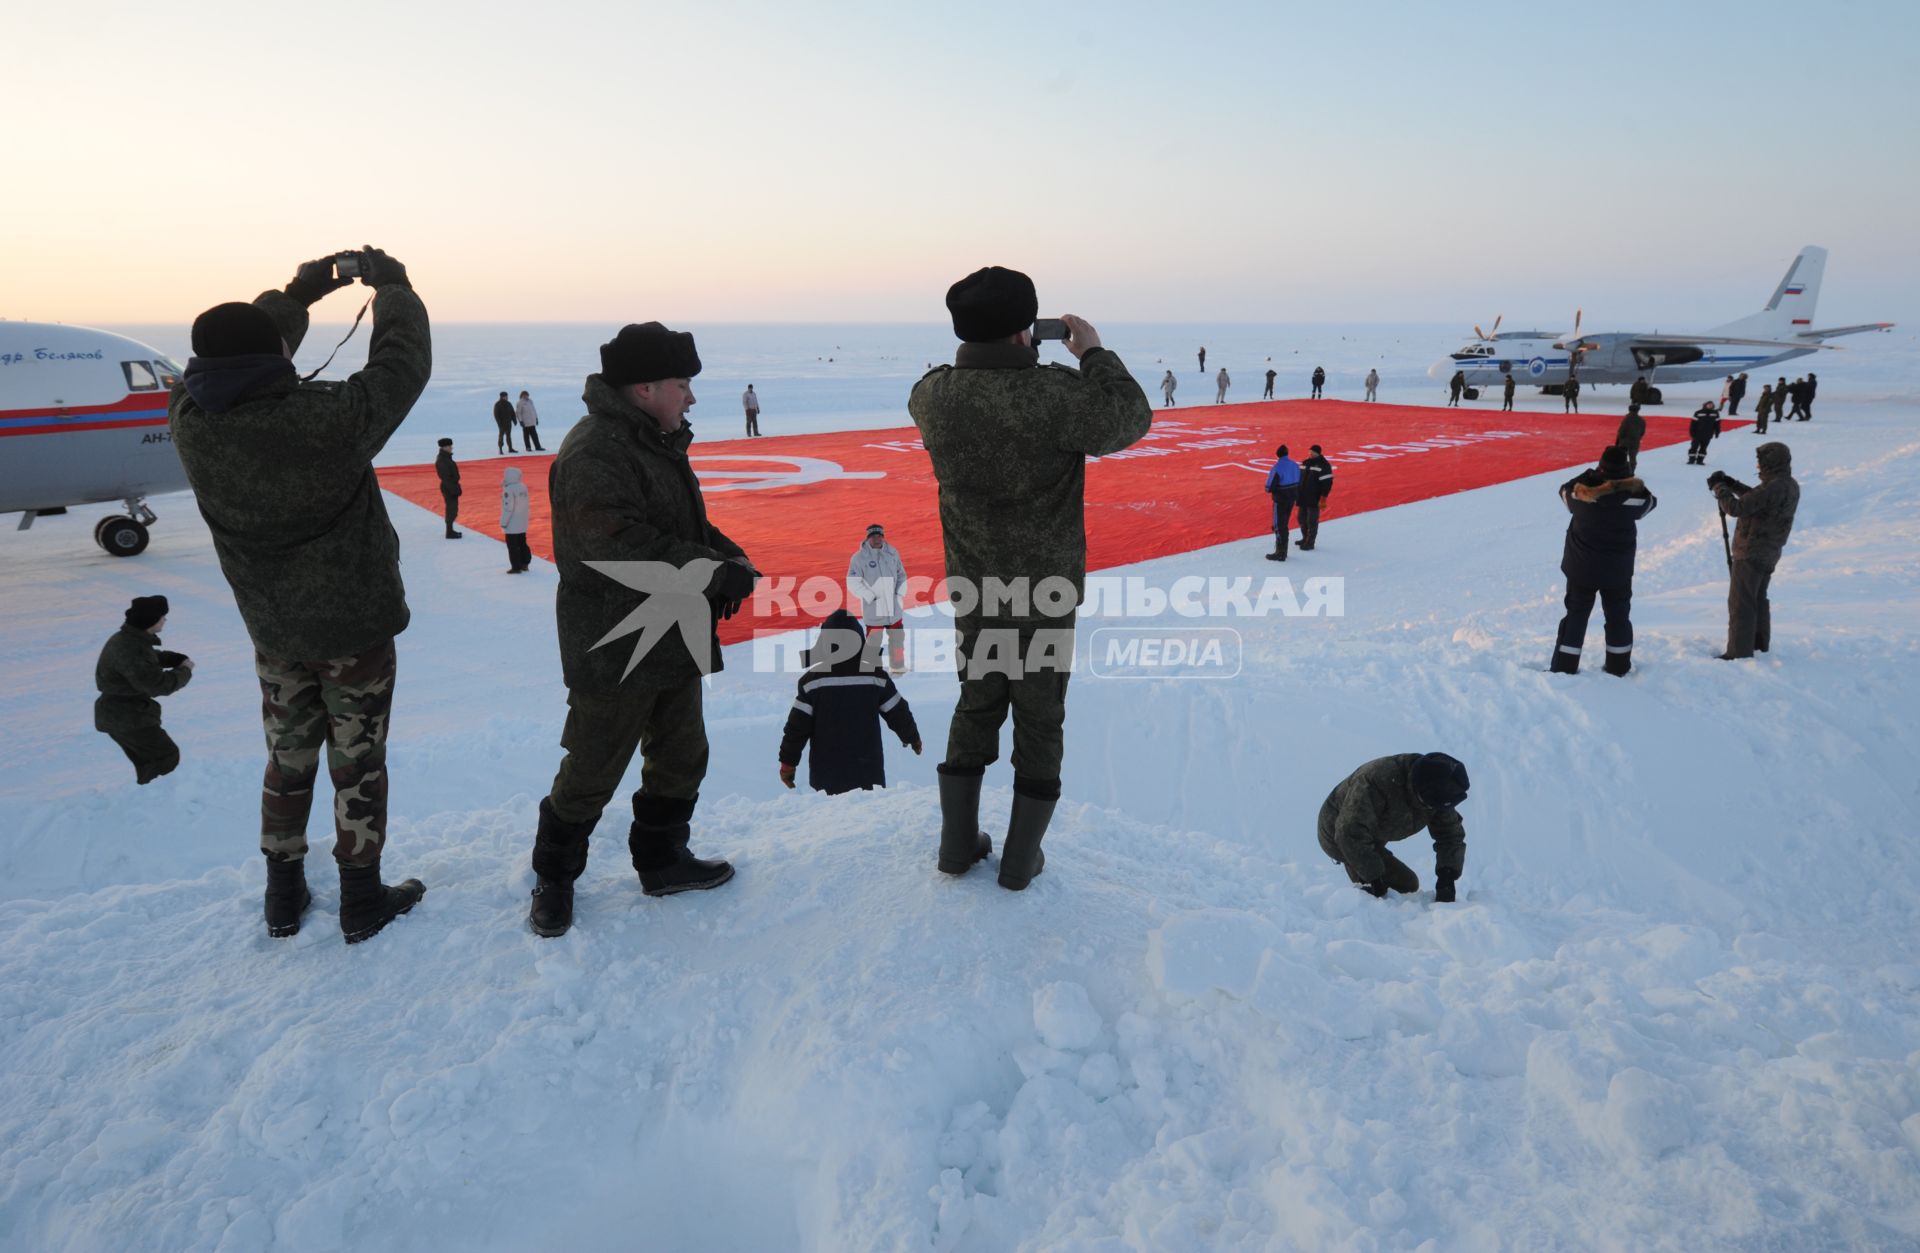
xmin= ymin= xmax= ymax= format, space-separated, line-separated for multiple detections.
xmin=378 ymin=400 xmax=1706 ymax=643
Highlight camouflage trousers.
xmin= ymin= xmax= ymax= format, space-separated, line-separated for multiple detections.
xmin=546 ymin=679 xmax=709 ymax=827
xmin=943 ymin=622 xmax=1074 ymax=783
xmin=255 ymin=638 xmax=396 ymax=867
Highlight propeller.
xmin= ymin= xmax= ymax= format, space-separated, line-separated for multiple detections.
xmin=1552 ymin=308 xmax=1590 ymax=353
xmin=1472 ymin=314 xmax=1503 ymax=342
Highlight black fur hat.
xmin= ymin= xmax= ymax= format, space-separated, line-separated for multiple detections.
xmin=600 ymin=322 xmax=701 ymax=386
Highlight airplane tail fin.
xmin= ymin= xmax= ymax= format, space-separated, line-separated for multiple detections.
xmin=1710 ymin=246 xmax=1826 ymax=339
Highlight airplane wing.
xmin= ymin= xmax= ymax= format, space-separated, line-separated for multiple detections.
xmin=1795 ymin=322 xmax=1896 ymax=340
xmin=1628 ymin=334 xmax=1840 ymax=351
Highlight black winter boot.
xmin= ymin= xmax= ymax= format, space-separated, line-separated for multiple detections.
xmin=529 ymin=797 xmax=597 ymax=938
xmin=998 ymin=778 xmax=1060 ymax=891
xmin=264 ymin=854 xmax=311 ymax=939
xmin=936 ymin=765 xmax=993 ymax=875
xmin=629 ymin=793 xmax=733 ymax=896
xmin=338 ymin=861 xmax=426 ymax=944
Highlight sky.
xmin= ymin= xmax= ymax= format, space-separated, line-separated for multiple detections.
xmin=4 ymin=0 xmax=1917 ymax=327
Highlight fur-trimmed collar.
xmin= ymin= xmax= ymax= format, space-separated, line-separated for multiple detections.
xmin=1571 ymin=476 xmax=1646 ymax=503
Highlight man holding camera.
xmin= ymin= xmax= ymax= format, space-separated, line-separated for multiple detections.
xmin=527 ymin=322 xmax=757 ymax=938
xmin=910 ymin=266 xmax=1153 ymax=890
xmin=1711 ymin=442 xmax=1799 ymax=659
xmin=171 ymin=248 xmax=430 ymax=944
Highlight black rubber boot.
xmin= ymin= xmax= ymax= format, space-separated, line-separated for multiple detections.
xmin=264 ymin=854 xmax=311 ymax=939
xmin=998 ymin=778 xmax=1060 ymax=891
xmin=629 ymin=793 xmax=733 ymax=896
xmin=936 ymin=765 xmax=993 ymax=875
xmin=338 ymin=861 xmax=426 ymax=944
xmin=529 ymin=797 xmax=597 ymax=938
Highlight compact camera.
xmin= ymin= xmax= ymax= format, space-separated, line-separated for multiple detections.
xmin=333 ymin=251 xmax=370 ymax=281
xmin=1032 ymin=318 xmax=1069 ymax=342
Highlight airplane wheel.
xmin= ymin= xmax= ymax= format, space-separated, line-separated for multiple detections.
xmin=93 ymin=516 xmax=116 ymax=547
xmin=99 ymin=516 xmax=150 ymax=557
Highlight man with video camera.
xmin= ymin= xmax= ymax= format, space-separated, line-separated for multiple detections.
xmin=1710 ymin=442 xmax=1799 ymax=659
xmin=910 ymin=266 xmax=1153 ymax=891
xmin=171 ymin=247 xmax=431 ymax=945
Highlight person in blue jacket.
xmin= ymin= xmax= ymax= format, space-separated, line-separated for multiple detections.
xmin=779 ymin=610 xmax=922 ymax=795
xmin=1550 ymin=445 xmax=1657 ymax=675
xmin=1263 ymin=444 xmax=1302 ymax=561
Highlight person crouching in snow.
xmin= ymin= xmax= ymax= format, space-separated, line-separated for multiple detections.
xmin=1318 ymin=752 xmax=1469 ymax=901
xmin=500 ymin=466 xmax=532 ymax=573
xmin=779 ymin=610 xmax=922 ymax=795
xmin=95 ymin=595 xmax=194 ymax=784
xmin=847 ymin=522 xmax=910 ymax=672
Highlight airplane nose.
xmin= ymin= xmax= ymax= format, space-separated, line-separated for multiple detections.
xmin=1427 ymin=358 xmax=1453 ymax=379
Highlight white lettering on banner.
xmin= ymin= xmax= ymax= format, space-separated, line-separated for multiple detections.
xmin=1204 ymin=429 xmax=1535 ymax=474
xmin=862 ymin=439 xmax=925 ymax=454
xmin=692 ymin=455 xmax=885 ymax=492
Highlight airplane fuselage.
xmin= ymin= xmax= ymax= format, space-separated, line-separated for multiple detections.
xmin=1440 ymin=335 xmax=1819 ymax=389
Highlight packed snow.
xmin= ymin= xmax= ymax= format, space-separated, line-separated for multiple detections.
xmin=3 ymin=335 xmax=1919 ymax=1249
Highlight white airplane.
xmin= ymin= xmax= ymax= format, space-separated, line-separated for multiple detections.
xmin=0 ymin=322 xmax=189 ymax=555
xmin=1432 ymin=246 xmax=1894 ymax=397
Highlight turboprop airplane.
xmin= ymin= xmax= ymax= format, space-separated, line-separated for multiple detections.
xmin=0 ymin=322 xmax=189 ymax=555
xmin=1432 ymin=246 xmax=1894 ymax=396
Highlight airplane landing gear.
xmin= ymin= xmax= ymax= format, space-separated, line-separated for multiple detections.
xmin=94 ymin=497 xmax=157 ymax=557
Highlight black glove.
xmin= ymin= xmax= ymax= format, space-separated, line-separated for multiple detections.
xmin=706 ymin=559 xmax=758 ymax=604
xmin=1706 ymin=470 xmax=1728 ymax=490
xmin=1361 ymin=879 xmax=1389 ymax=898
xmin=1434 ymin=874 xmax=1457 ymax=903
xmin=358 ymin=245 xmax=411 ymax=290
xmin=285 ymin=257 xmax=354 ymax=306
xmin=157 ymin=650 xmax=187 ymax=668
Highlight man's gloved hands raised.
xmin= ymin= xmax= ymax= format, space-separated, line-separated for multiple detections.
xmin=706 ymin=558 xmax=759 ymax=620
xmin=1707 ymin=470 xmax=1729 ymax=491
xmin=357 ymin=246 xmax=411 ymax=291
xmin=285 ymin=256 xmax=355 ymax=307
xmin=1434 ymin=873 xmax=1458 ymax=904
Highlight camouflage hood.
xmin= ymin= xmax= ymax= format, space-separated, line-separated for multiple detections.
xmin=1756 ymin=441 xmax=1792 ymax=478
xmin=182 ymin=353 xmax=297 ymax=415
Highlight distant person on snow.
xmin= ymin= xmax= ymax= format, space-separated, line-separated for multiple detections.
xmin=1614 ymin=402 xmax=1645 ymax=473
xmin=526 ymin=321 xmax=757 ymax=939
xmin=1318 ymin=753 xmax=1469 ymax=901
xmin=94 ymin=595 xmax=193 ymax=785
xmin=1728 ymin=372 xmax=1747 ymax=417
xmin=1753 ymin=384 xmax=1774 ymax=434
xmin=1215 ymin=367 xmax=1230 ymax=403
xmin=1161 ymin=370 xmax=1177 ymax=407
xmin=1563 ymin=375 xmax=1581 ymax=414
xmin=1198 ymin=345 xmax=1206 ymax=373
xmin=1264 ymin=367 xmax=1277 ymax=399
xmin=743 ymin=383 xmax=761 ymax=436
xmin=1799 ymin=372 xmax=1818 ymax=421
xmin=847 ymin=523 xmax=909 ymax=672
xmin=1364 ymin=368 xmax=1379 ymax=402
xmin=1774 ymin=376 xmax=1790 ymax=423
xmin=778 ymin=610 xmax=922 ymax=795
xmin=1785 ymin=377 xmax=1808 ymax=421
xmin=170 ymin=248 xmax=430 ymax=944
xmin=1501 ymin=372 xmax=1516 ymax=411
xmin=1310 ymin=365 xmax=1326 ymax=399
xmin=1720 ymin=376 xmax=1735 ymax=411
xmin=1712 ymin=441 xmax=1799 ymax=660
xmin=493 ymin=391 xmax=518 ymax=454
xmin=1447 ymin=370 xmax=1465 ymax=406
xmin=435 ymin=438 xmax=463 ymax=538
xmin=1550 ymin=445 xmax=1656 ymax=676
xmin=516 ymin=390 xmax=543 ymax=451
xmin=500 ymin=466 xmax=532 ymax=573
xmin=1687 ymin=401 xmax=1721 ymax=465
xmin=1263 ymin=443 xmax=1301 ymax=562
xmin=1630 ymin=376 xmax=1651 ymax=408
xmin=1297 ymin=444 xmax=1334 ymax=551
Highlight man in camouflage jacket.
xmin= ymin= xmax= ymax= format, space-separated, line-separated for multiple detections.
xmin=170 ymin=248 xmax=429 ymax=944
xmin=909 ymin=266 xmax=1152 ymax=891
xmin=1712 ymin=441 xmax=1800 ymax=659
xmin=94 ymin=595 xmax=193 ymax=784
xmin=1318 ymin=753 xmax=1470 ymax=900
xmin=528 ymin=322 xmax=756 ymax=938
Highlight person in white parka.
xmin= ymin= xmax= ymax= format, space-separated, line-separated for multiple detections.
xmin=500 ymin=466 xmax=532 ymax=573
xmin=847 ymin=523 xmax=909 ymax=671
xmin=515 ymin=390 xmax=544 ymax=452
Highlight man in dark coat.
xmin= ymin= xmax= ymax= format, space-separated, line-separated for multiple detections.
xmin=778 ymin=610 xmax=921 ymax=795
xmin=1728 ymin=373 xmax=1747 ymax=416
xmin=910 ymin=266 xmax=1152 ymax=890
xmin=1754 ymin=384 xmax=1774 ymax=434
xmin=1687 ymin=402 xmax=1721 ymax=465
xmin=1563 ymin=375 xmax=1581 ymax=413
xmin=1629 ymin=376 xmax=1650 ymax=408
xmin=1614 ymin=402 xmax=1646 ymax=473
xmin=1550 ymin=446 xmax=1657 ymax=675
xmin=1712 ymin=442 xmax=1799 ymax=659
xmin=170 ymin=249 xmax=429 ymax=944
xmin=1297 ymin=444 xmax=1334 ymax=551
xmin=1318 ymin=753 xmax=1469 ymax=900
xmin=94 ymin=595 xmax=193 ymax=784
xmin=1310 ymin=366 xmax=1326 ymax=399
xmin=1447 ymin=370 xmax=1464 ymax=406
xmin=527 ymin=322 xmax=757 ymax=938
xmin=435 ymin=438 xmax=462 ymax=538
xmin=1775 ymin=376 xmax=1790 ymax=421
xmin=1502 ymin=373 xmax=1516 ymax=411
xmin=1798 ymin=372 xmax=1817 ymax=421
xmin=1262 ymin=367 xmax=1276 ymax=399
xmin=1263 ymin=444 xmax=1302 ymax=562
xmin=493 ymin=391 xmax=518 ymax=453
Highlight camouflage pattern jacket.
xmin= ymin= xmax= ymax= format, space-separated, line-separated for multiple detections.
xmin=93 ymin=626 xmax=191 ymax=733
xmin=171 ymin=287 xmax=432 ymax=660
xmin=550 ymin=375 xmax=747 ymax=692
xmin=1714 ymin=448 xmax=1800 ymax=571
xmin=1322 ymin=753 xmax=1467 ymax=884
xmin=909 ymin=344 xmax=1152 ymax=628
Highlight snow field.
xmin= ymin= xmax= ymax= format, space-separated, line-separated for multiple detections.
xmin=2 ymin=398 xmax=1919 ymax=1249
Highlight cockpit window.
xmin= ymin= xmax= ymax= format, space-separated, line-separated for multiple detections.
xmin=122 ymin=360 xmax=160 ymax=391
xmin=153 ymin=359 xmax=181 ymax=388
